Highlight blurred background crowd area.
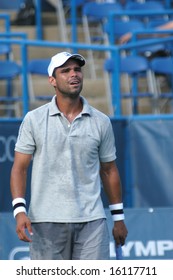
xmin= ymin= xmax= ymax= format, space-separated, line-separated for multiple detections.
xmin=1 ymin=0 xmax=173 ymax=118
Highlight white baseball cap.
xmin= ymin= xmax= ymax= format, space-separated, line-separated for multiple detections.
xmin=48 ymin=51 xmax=85 ymax=76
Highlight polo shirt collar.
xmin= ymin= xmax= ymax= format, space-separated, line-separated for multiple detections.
xmin=49 ymin=95 xmax=61 ymax=116
xmin=49 ymin=95 xmax=91 ymax=117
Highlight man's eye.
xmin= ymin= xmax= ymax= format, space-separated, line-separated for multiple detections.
xmin=62 ymin=69 xmax=69 ymax=73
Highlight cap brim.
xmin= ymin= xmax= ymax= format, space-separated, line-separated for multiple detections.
xmin=70 ymin=54 xmax=85 ymax=67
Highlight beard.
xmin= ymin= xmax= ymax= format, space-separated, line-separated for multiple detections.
xmin=61 ymin=90 xmax=80 ymax=99
xmin=56 ymin=83 xmax=83 ymax=99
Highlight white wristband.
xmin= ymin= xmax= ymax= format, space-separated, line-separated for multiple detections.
xmin=12 ymin=197 xmax=26 ymax=207
xmin=13 ymin=206 xmax=27 ymax=218
xmin=109 ymin=203 xmax=125 ymax=221
xmin=12 ymin=197 xmax=26 ymax=218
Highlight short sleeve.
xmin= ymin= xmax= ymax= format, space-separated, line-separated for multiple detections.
xmin=99 ymin=119 xmax=116 ymax=162
xmin=15 ymin=113 xmax=36 ymax=154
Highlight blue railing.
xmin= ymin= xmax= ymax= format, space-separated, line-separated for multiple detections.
xmin=35 ymin=0 xmax=42 ymax=40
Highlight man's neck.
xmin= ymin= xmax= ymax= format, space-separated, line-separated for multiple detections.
xmin=56 ymin=96 xmax=83 ymax=122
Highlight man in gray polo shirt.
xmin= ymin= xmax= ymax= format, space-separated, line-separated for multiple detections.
xmin=10 ymin=51 xmax=128 ymax=260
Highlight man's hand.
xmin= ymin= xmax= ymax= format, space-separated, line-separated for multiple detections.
xmin=15 ymin=212 xmax=33 ymax=242
xmin=119 ymin=32 xmax=132 ymax=44
xmin=112 ymin=220 xmax=128 ymax=246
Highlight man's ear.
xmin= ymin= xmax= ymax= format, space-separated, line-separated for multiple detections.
xmin=48 ymin=76 xmax=56 ymax=87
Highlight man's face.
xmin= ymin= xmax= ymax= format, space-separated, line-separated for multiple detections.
xmin=50 ymin=58 xmax=83 ymax=99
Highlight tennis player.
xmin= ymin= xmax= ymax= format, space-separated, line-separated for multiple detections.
xmin=10 ymin=51 xmax=128 ymax=260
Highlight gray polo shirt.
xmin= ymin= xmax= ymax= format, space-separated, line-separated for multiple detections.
xmin=15 ymin=96 xmax=116 ymax=223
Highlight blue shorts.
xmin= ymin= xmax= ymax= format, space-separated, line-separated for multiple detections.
xmin=29 ymin=218 xmax=110 ymax=260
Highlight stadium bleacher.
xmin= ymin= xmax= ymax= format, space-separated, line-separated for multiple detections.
xmin=1 ymin=0 xmax=173 ymax=117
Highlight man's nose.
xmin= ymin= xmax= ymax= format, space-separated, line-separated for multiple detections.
xmin=70 ymin=69 xmax=78 ymax=76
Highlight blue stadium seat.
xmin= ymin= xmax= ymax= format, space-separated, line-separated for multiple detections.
xmin=0 ymin=60 xmax=23 ymax=117
xmin=149 ymin=56 xmax=173 ymax=112
xmin=27 ymin=58 xmax=52 ymax=103
xmin=82 ymin=1 xmax=123 ymax=78
xmin=125 ymin=1 xmax=164 ymax=11
xmin=103 ymin=19 xmax=145 ymax=44
xmin=124 ymin=0 xmax=167 ymax=24
xmin=0 ymin=14 xmax=13 ymax=59
xmin=103 ymin=18 xmax=166 ymax=58
xmin=104 ymin=55 xmax=156 ymax=114
xmin=0 ymin=0 xmax=24 ymax=9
